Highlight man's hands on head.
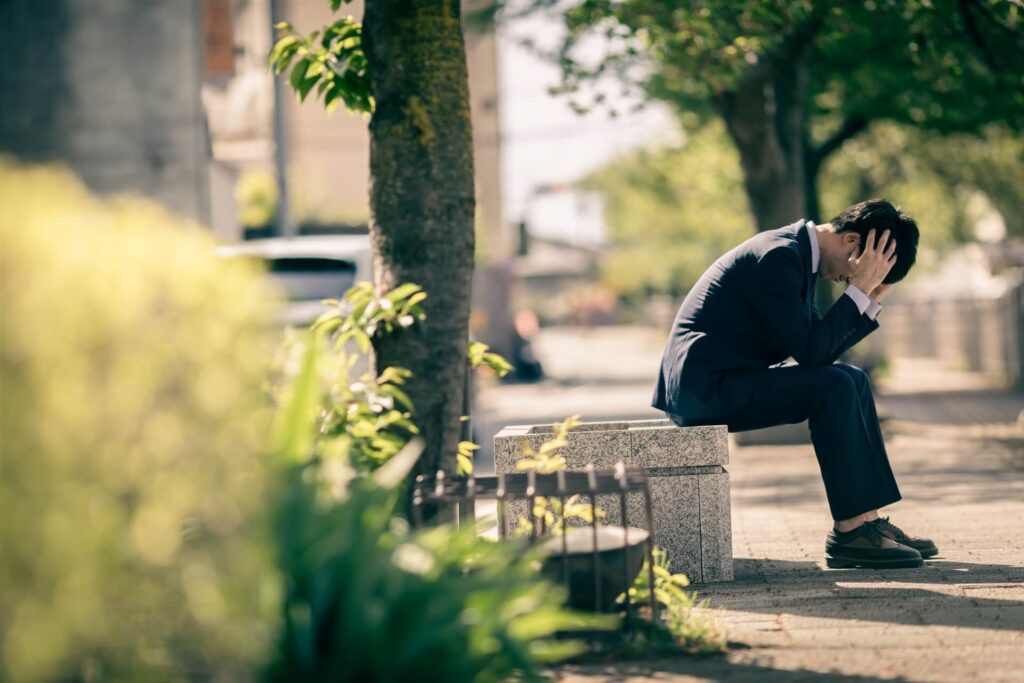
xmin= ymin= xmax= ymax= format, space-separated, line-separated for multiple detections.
xmin=849 ymin=228 xmax=897 ymax=295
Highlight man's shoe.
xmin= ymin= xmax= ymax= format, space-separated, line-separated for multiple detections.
xmin=870 ymin=516 xmax=938 ymax=559
xmin=825 ymin=522 xmax=923 ymax=569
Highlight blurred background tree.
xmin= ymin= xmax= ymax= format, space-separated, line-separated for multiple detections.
xmin=582 ymin=119 xmax=1023 ymax=298
xmin=511 ymin=0 xmax=1024 ymax=232
xmin=581 ymin=123 xmax=753 ymax=301
xmin=0 ymin=160 xmax=280 ymax=681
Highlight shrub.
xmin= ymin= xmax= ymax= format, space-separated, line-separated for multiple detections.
xmin=0 ymin=160 xmax=281 ymax=681
xmin=266 ymin=315 xmax=612 ymax=682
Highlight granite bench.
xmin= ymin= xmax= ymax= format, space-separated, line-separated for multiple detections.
xmin=494 ymin=419 xmax=733 ymax=582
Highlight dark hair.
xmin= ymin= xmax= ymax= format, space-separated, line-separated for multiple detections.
xmin=830 ymin=198 xmax=919 ymax=284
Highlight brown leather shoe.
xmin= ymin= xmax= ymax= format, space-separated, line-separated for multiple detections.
xmin=870 ymin=517 xmax=938 ymax=559
xmin=825 ymin=522 xmax=923 ymax=569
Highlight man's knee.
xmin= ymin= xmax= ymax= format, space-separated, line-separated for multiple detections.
xmin=833 ymin=362 xmax=869 ymax=386
xmin=819 ymin=365 xmax=858 ymax=397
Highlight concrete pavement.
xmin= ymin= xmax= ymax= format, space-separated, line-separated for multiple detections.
xmin=476 ymin=325 xmax=1024 ymax=682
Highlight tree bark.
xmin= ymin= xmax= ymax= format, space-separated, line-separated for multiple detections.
xmin=362 ymin=0 xmax=476 ymax=479
xmin=804 ymin=115 xmax=870 ymax=223
xmin=718 ymin=53 xmax=810 ymax=232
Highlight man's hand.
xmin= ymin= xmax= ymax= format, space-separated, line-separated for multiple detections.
xmin=869 ymin=283 xmax=894 ymax=303
xmin=849 ymin=228 xmax=897 ymax=295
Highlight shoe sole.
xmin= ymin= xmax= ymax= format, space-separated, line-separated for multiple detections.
xmin=825 ymin=554 xmax=923 ymax=569
xmin=918 ymin=547 xmax=939 ymax=559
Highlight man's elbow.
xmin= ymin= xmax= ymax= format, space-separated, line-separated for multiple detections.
xmin=792 ymin=348 xmax=833 ymax=367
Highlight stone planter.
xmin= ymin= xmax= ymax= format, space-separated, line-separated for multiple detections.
xmin=494 ymin=419 xmax=733 ymax=583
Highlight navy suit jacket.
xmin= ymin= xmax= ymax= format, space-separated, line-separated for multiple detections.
xmin=651 ymin=219 xmax=879 ymax=420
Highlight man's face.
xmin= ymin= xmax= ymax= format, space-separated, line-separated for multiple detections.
xmin=821 ymin=232 xmax=862 ymax=285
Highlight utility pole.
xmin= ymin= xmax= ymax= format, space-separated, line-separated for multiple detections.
xmin=269 ymin=0 xmax=293 ymax=237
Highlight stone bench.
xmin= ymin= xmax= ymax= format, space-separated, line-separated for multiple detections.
xmin=494 ymin=419 xmax=733 ymax=583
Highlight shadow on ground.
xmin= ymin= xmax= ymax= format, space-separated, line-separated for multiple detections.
xmin=557 ymin=658 xmax=912 ymax=682
xmin=696 ymin=558 xmax=1024 ymax=633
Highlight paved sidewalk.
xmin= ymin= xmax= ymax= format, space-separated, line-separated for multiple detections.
xmin=559 ymin=419 xmax=1024 ymax=681
xmin=477 ymin=326 xmax=1024 ymax=682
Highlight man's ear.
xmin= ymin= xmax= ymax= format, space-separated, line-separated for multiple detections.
xmin=845 ymin=232 xmax=862 ymax=253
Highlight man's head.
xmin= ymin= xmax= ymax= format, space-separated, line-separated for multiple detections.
xmin=819 ymin=198 xmax=920 ymax=285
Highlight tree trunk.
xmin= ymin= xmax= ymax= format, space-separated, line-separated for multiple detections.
xmin=718 ymin=54 xmax=810 ymax=232
xmin=362 ymin=0 xmax=476 ymax=479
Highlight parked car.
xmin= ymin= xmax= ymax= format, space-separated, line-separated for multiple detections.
xmin=217 ymin=235 xmax=373 ymax=327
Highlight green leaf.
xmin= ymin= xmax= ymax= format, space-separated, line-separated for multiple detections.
xmin=402 ymin=291 xmax=428 ymax=311
xmin=290 ymin=57 xmax=310 ymax=92
xmin=457 ymin=452 xmax=473 ymax=477
xmin=305 ymin=60 xmax=325 ymax=79
xmin=325 ymin=87 xmax=343 ymax=114
xmin=271 ymin=330 xmax=322 ymax=464
xmin=467 ymin=341 xmax=488 ymax=366
xmin=481 ymin=351 xmax=513 ymax=377
xmin=268 ymin=35 xmax=298 ymax=67
xmin=386 ymin=283 xmax=423 ymax=303
xmin=353 ymin=328 xmax=371 ymax=354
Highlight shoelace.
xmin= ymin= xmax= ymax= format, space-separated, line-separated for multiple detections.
xmin=835 ymin=522 xmax=887 ymax=545
xmin=863 ymin=521 xmax=887 ymax=545
xmin=872 ymin=516 xmax=906 ymax=538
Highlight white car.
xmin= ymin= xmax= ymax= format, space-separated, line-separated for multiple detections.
xmin=218 ymin=235 xmax=374 ymax=327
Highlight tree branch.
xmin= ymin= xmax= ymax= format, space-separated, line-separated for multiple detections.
xmin=966 ymin=0 xmax=1024 ymax=41
xmin=958 ymin=0 xmax=1001 ymax=73
xmin=808 ymin=115 xmax=869 ymax=172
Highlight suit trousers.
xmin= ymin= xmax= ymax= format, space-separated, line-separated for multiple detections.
xmin=669 ymin=362 xmax=901 ymax=521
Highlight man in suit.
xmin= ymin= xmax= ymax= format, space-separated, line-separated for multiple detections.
xmin=652 ymin=198 xmax=935 ymax=569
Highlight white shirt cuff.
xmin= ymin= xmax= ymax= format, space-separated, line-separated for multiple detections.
xmin=865 ymin=299 xmax=882 ymax=321
xmin=844 ymin=285 xmax=877 ymax=317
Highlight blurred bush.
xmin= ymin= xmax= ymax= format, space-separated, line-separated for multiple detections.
xmin=0 ymin=160 xmax=282 ymax=681
xmin=266 ymin=433 xmax=597 ymax=682
xmin=236 ymin=169 xmax=279 ymax=231
xmin=266 ymin=322 xmax=607 ymax=681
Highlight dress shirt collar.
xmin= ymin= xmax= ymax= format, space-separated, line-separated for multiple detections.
xmin=806 ymin=220 xmax=820 ymax=274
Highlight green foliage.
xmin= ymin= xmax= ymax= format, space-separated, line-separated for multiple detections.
xmin=315 ymin=281 xmax=427 ymax=353
xmin=553 ymin=1 xmax=1024 ymax=134
xmin=271 ymin=282 xmax=428 ymax=474
xmin=267 ymin=460 xmax=606 ymax=681
xmin=270 ymin=14 xmax=373 ymax=114
xmin=820 ymin=122 xmax=1024 ymax=247
xmin=458 ymin=342 xmax=514 ymax=475
xmin=531 ymin=0 xmax=1024 ymax=235
xmin=468 ymin=340 xmax=514 ymax=378
xmin=623 ymin=548 xmax=725 ymax=654
xmin=457 ymin=439 xmax=480 ymax=477
xmin=236 ymin=170 xmax=278 ymax=229
xmin=0 ymin=160 xmax=281 ymax=681
xmin=267 ymin=318 xmax=610 ymax=682
xmin=819 ymin=122 xmax=969 ymax=248
xmin=581 ymin=123 xmax=754 ymax=298
xmin=587 ymin=117 xmax=1023 ymax=295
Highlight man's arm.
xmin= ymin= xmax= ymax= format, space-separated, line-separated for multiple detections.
xmin=811 ymin=299 xmax=880 ymax=363
xmin=750 ymin=248 xmax=868 ymax=367
xmin=844 ymin=284 xmax=882 ymax=321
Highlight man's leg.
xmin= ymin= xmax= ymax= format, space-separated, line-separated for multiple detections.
xmin=676 ymin=363 xmax=901 ymax=522
xmin=827 ymin=364 xmax=939 ymax=557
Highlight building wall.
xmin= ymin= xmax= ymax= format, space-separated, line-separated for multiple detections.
xmin=279 ymin=0 xmax=503 ymax=250
xmin=0 ymin=0 xmax=211 ymax=224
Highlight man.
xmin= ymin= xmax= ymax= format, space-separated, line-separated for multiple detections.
xmin=652 ymin=199 xmax=935 ymax=569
